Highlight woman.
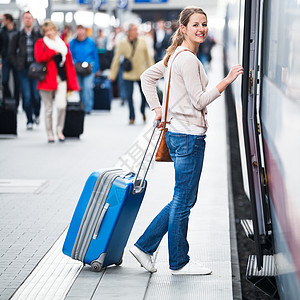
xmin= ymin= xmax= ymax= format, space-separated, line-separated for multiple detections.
xmin=129 ymin=7 xmax=243 ymax=275
xmin=34 ymin=20 xmax=79 ymax=142
xmin=69 ymin=25 xmax=99 ymax=114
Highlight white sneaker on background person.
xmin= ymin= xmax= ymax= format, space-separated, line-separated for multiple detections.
xmin=171 ymin=261 xmax=212 ymax=276
xmin=35 ymin=116 xmax=40 ymax=125
xmin=129 ymin=245 xmax=157 ymax=273
xmin=26 ymin=123 xmax=33 ymax=130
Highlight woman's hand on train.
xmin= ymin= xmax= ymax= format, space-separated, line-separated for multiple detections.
xmin=216 ymin=64 xmax=244 ymax=94
xmin=225 ymin=65 xmax=244 ymax=84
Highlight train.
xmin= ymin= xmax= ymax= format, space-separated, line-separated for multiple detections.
xmin=224 ymin=0 xmax=300 ymax=299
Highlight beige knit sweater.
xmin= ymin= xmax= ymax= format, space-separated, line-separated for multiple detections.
xmin=141 ymin=46 xmax=221 ymax=129
xmin=109 ymin=37 xmax=154 ymax=81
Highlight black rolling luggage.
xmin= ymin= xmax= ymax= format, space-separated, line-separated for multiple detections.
xmin=0 ymin=98 xmax=17 ymax=135
xmin=63 ymin=101 xmax=85 ymax=138
xmin=93 ymin=75 xmax=112 ymax=110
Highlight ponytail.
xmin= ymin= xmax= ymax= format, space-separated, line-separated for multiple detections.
xmin=163 ymin=28 xmax=183 ymax=67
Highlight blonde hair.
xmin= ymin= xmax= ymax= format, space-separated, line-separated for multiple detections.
xmin=42 ymin=19 xmax=58 ymax=34
xmin=163 ymin=7 xmax=207 ymax=67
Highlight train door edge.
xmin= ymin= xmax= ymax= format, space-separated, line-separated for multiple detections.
xmin=241 ymin=0 xmax=271 ymax=270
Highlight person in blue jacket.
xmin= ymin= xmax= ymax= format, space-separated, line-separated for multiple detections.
xmin=70 ymin=25 xmax=100 ymax=114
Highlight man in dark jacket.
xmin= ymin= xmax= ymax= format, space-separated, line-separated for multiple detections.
xmin=153 ymin=19 xmax=171 ymax=63
xmin=9 ymin=11 xmax=42 ymax=130
xmin=0 ymin=13 xmax=20 ymax=107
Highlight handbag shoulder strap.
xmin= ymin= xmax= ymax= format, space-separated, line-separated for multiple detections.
xmin=128 ymin=39 xmax=137 ymax=58
xmin=163 ymin=48 xmax=193 ymax=129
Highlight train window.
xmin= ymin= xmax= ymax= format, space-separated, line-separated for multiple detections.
xmin=263 ymin=0 xmax=300 ymax=101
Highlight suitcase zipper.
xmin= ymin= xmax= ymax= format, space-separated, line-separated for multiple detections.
xmin=93 ymin=203 xmax=110 ymax=240
xmin=71 ymin=169 xmax=112 ymax=259
xmin=79 ymin=171 xmax=121 ymax=262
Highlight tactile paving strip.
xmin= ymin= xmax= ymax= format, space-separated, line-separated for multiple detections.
xmin=0 ymin=179 xmax=48 ymax=194
xmin=11 ymin=230 xmax=82 ymax=300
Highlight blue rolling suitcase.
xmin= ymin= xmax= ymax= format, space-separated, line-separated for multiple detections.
xmin=62 ymin=122 xmax=161 ymax=271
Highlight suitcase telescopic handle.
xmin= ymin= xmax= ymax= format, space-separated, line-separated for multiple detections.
xmin=133 ymin=120 xmax=162 ymax=194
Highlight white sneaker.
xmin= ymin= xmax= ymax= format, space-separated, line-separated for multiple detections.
xmin=171 ymin=261 xmax=212 ymax=276
xmin=35 ymin=116 xmax=40 ymax=125
xmin=129 ymin=246 xmax=157 ymax=273
xmin=26 ymin=123 xmax=33 ymax=130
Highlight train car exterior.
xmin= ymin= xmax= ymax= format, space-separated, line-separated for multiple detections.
xmin=224 ymin=0 xmax=300 ymax=299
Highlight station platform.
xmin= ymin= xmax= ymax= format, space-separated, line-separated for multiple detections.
xmin=0 ymin=44 xmax=240 ymax=300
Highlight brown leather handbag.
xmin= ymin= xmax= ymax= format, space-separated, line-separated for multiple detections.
xmin=155 ymin=127 xmax=172 ymax=162
xmin=155 ymin=49 xmax=190 ymax=162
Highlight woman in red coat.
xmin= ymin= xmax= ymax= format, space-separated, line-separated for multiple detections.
xmin=34 ymin=20 xmax=79 ymax=142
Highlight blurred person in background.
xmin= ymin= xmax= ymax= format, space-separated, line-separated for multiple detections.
xmin=167 ymin=20 xmax=178 ymax=36
xmin=109 ymin=24 xmax=154 ymax=125
xmin=154 ymin=19 xmax=171 ymax=62
xmin=96 ymin=28 xmax=107 ymax=55
xmin=61 ymin=24 xmax=73 ymax=44
xmin=0 ymin=13 xmax=20 ymax=107
xmin=9 ymin=11 xmax=42 ymax=130
xmin=34 ymin=20 xmax=78 ymax=143
xmin=106 ymin=26 xmax=125 ymax=53
xmin=197 ymin=34 xmax=215 ymax=72
xmin=95 ymin=28 xmax=111 ymax=71
xmin=70 ymin=25 xmax=99 ymax=114
xmin=141 ymin=25 xmax=155 ymax=59
xmin=106 ymin=26 xmax=126 ymax=104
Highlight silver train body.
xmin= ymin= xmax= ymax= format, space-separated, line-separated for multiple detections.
xmin=224 ymin=0 xmax=300 ymax=298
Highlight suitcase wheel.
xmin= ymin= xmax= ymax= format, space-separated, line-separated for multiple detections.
xmin=115 ymin=257 xmax=123 ymax=266
xmin=115 ymin=250 xmax=124 ymax=266
xmin=91 ymin=261 xmax=102 ymax=272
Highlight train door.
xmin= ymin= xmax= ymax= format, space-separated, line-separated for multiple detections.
xmin=241 ymin=0 xmax=270 ymax=270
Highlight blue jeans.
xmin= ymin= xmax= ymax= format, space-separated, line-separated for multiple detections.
xmin=117 ymin=66 xmax=126 ymax=100
xmin=135 ymin=132 xmax=206 ymax=270
xmin=18 ymin=68 xmax=41 ymax=124
xmin=77 ymin=73 xmax=95 ymax=113
xmin=123 ymin=80 xmax=147 ymax=120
